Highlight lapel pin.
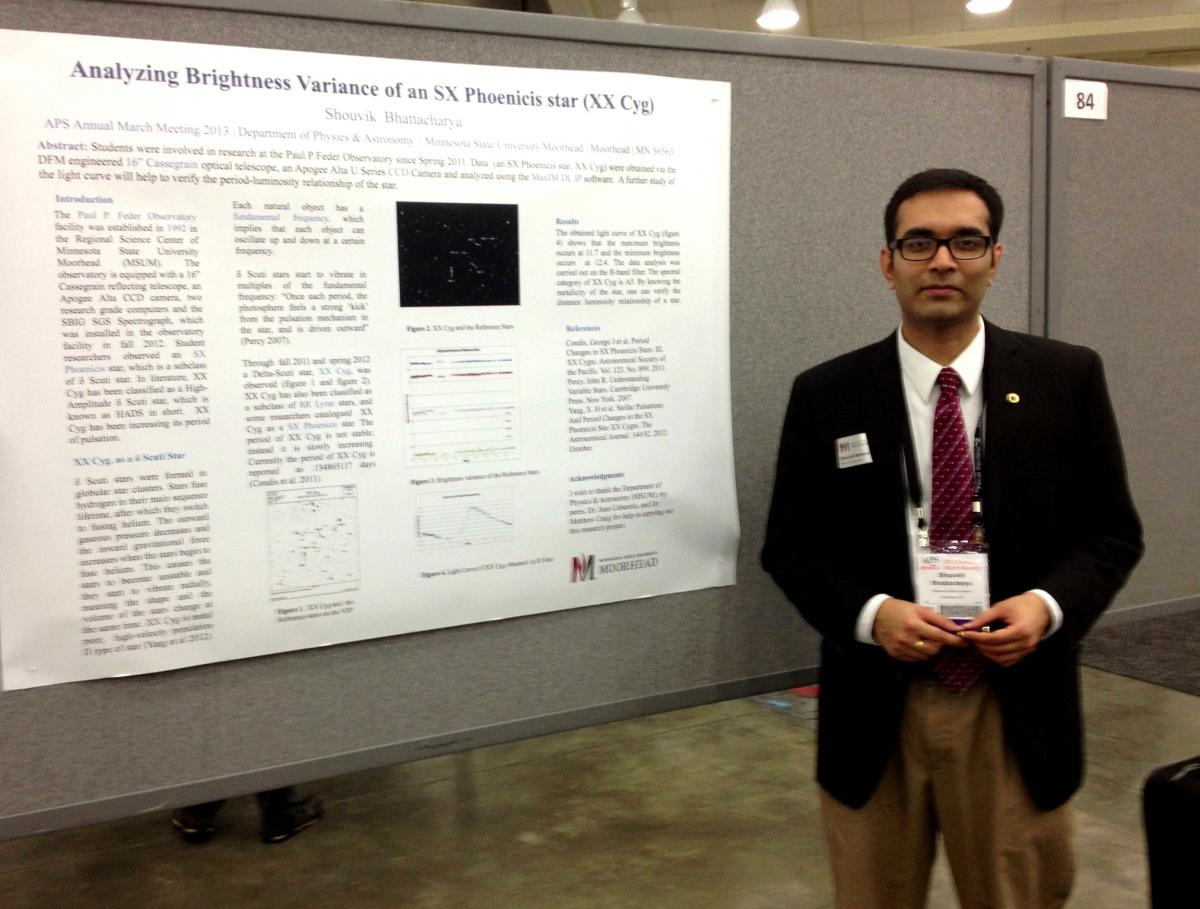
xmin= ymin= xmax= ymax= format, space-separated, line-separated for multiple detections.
xmin=1005 ymin=392 xmax=1020 ymax=404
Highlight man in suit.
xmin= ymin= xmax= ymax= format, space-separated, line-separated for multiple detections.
xmin=761 ymin=169 xmax=1142 ymax=908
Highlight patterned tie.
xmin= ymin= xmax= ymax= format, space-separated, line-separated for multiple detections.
xmin=929 ymin=367 xmax=986 ymax=694
xmin=930 ymin=367 xmax=973 ymax=549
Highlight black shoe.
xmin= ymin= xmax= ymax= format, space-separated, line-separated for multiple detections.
xmin=260 ymin=796 xmax=323 ymax=843
xmin=171 ymin=808 xmax=216 ymax=844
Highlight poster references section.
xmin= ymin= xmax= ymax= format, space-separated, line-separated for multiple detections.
xmin=0 ymin=29 xmax=736 ymax=690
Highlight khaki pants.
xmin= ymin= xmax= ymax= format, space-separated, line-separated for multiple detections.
xmin=821 ymin=677 xmax=1074 ymax=909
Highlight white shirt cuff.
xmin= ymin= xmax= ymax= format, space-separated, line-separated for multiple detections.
xmin=856 ymin=594 xmax=891 ymax=645
xmin=1030 ymin=588 xmax=1063 ymax=637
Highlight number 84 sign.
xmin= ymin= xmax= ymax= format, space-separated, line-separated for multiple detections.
xmin=1064 ymin=79 xmax=1109 ymax=121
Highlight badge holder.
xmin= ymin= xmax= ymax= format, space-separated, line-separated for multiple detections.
xmin=907 ymin=420 xmax=989 ymax=621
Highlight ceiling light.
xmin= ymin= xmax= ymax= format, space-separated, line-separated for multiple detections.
xmin=616 ymin=0 xmax=646 ymax=24
xmin=757 ymin=0 xmax=800 ymax=31
xmin=965 ymin=0 xmax=1012 ymax=13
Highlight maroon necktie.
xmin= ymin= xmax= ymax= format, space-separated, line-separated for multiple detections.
xmin=929 ymin=367 xmax=986 ymax=694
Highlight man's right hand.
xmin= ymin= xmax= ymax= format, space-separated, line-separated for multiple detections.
xmin=873 ymin=597 xmax=967 ymax=662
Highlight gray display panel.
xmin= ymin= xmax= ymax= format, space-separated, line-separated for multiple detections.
xmin=1047 ymin=58 xmax=1200 ymax=621
xmin=0 ymin=0 xmax=1041 ymax=838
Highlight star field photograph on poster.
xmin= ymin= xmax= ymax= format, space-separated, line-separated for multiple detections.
xmin=396 ymin=201 xmax=520 ymax=307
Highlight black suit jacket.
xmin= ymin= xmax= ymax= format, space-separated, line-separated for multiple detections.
xmin=761 ymin=321 xmax=1142 ymax=810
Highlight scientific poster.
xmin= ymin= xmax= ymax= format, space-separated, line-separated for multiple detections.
xmin=0 ymin=29 xmax=736 ymax=690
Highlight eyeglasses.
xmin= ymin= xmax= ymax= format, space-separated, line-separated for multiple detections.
xmin=889 ymin=235 xmax=994 ymax=261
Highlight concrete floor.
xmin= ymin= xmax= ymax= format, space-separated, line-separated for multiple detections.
xmin=0 ymin=666 xmax=1193 ymax=908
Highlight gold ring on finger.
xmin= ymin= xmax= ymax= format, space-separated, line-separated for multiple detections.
xmin=914 ymin=639 xmax=925 ymax=649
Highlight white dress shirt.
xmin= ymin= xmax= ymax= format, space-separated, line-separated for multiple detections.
xmin=853 ymin=317 xmax=1063 ymax=644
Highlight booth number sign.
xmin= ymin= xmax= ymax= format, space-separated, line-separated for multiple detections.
xmin=1064 ymin=79 xmax=1109 ymax=120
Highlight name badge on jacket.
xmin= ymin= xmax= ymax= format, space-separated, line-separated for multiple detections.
xmin=835 ymin=433 xmax=872 ymax=469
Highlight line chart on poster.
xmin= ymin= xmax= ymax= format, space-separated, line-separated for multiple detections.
xmin=403 ymin=346 xmax=519 ymax=465
xmin=416 ymin=487 xmax=515 ymax=549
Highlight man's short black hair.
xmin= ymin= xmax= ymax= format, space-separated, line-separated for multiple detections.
xmin=884 ymin=169 xmax=1005 ymax=244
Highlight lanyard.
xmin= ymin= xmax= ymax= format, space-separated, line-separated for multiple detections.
xmin=902 ymin=407 xmax=985 ymax=551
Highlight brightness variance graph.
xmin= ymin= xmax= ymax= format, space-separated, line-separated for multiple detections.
xmin=417 ymin=487 xmax=515 ymax=550
xmin=403 ymin=346 xmax=519 ymax=465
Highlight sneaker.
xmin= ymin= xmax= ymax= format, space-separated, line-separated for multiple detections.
xmin=260 ymin=796 xmax=323 ymax=844
xmin=171 ymin=808 xmax=216 ymax=844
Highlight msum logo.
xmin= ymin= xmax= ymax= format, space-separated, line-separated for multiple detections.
xmin=570 ymin=553 xmax=595 ymax=582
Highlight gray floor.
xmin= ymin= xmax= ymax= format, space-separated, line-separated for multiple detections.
xmin=1 ymin=666 xmax=1193 ymax=908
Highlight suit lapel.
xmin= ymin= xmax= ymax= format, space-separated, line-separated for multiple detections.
xmin=859 ymin=334 xmax=909 ymax=482
xmin=858 ymin=335 xmax=913 ymax=588
xmin=981 ymin=321 xmax=1029 ymax=522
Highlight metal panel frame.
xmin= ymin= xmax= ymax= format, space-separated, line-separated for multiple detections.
xmin=1 ymin=666 xmax=815 ymax=839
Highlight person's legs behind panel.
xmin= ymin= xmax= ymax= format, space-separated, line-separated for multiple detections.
xmin=171 ymin=799 xmax=225 ymax=844
xmin=257 ymin=786 xmax=324 ymax=844
xmin=172 ymin=786 xmax=323 ymax=844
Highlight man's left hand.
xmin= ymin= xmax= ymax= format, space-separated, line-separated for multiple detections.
xmin=958 ymin=593 xmax=1051 ymax=667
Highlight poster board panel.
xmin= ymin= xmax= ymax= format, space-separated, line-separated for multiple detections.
xmin=0 ymin=0 xmax=1041 ymax=836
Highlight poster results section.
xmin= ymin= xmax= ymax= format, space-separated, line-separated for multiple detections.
xmin=0 ymin=29 xmax=735 ymax=690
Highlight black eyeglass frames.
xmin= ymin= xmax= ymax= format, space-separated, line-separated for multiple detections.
xmin=889 ymin=235 xmax=994 ymax=261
